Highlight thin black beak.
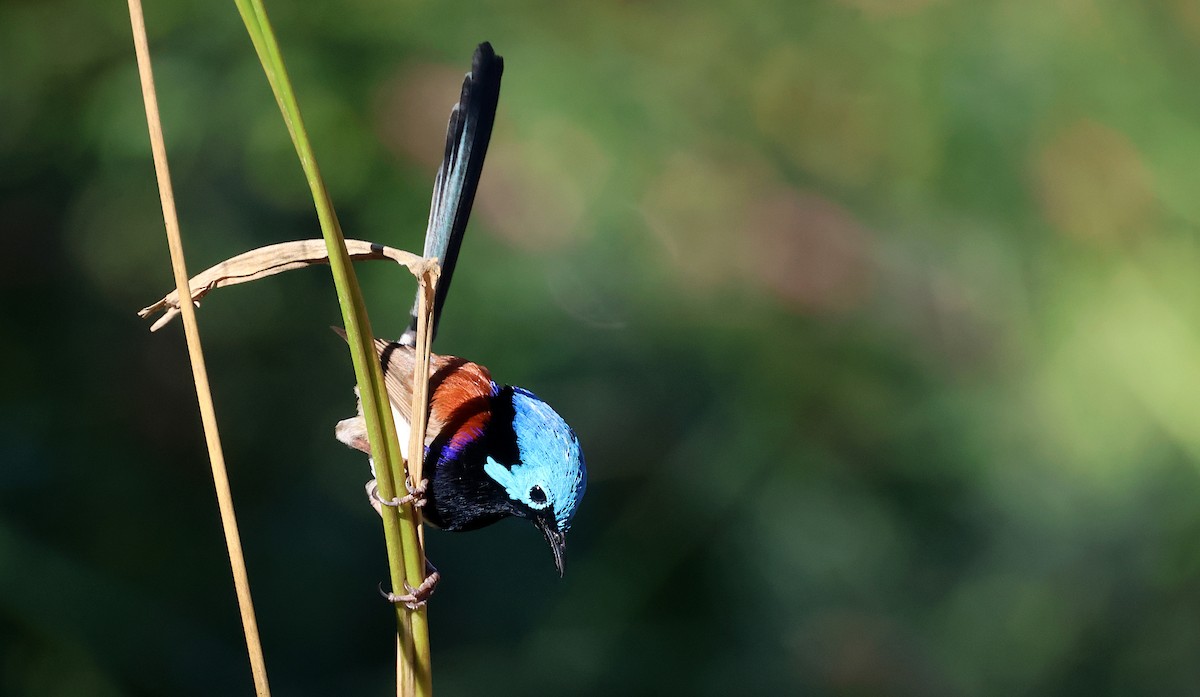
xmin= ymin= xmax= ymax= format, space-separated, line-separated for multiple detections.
xmin=534 ymin=515 xmax=566 ymax=577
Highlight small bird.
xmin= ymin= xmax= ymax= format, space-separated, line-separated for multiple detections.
xmin=336 ymin=43 xmax=587 ymax=579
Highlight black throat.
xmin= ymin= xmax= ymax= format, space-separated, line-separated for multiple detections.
xmin=422 ymin=386 xmax=523 ymax=531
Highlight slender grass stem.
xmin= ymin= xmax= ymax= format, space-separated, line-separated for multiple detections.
xmin=126 ymin=1 xmax=271 ymax=694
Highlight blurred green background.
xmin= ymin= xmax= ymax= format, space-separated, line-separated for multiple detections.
xmin=5 ymin=0 xmax=1200 ymax=694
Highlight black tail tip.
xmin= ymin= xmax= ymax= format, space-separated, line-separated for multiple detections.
xmin=473 ymin=42 xmax=503 ymax=74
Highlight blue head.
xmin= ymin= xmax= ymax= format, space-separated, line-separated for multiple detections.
xmin=482 ymin=387 xmax=586 ymax=575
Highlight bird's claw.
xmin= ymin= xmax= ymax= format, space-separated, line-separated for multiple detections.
xmin=379 ymin=569 xmax=440 ymax=610
xmin=365 ymin=478 xmax=428 ymax=515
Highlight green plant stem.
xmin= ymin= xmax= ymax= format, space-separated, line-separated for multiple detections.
xmin=230 ymin=2 xmax=431 ymax=694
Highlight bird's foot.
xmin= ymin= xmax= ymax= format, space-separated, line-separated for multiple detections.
xmin=365 ymin=477 xmax=428 ymax=515
xmin=379 ymin=563 xmax=440 ymax=610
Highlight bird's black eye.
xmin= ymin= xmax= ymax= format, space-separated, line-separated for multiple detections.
xmin=529 ymin=485 xmax=547 ymax=505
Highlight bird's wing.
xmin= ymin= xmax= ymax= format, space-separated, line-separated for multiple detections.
xmin=400 ymin=43 xmax=503 ymax=346
xmin=376 ymin=339 xmax=494 ymax=445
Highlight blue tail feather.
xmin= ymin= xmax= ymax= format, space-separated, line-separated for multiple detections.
xmin=400 ymin=43 xmax=503 ymax=346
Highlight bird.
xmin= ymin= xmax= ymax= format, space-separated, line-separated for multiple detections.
xmin=335 ymin=42 xmax=587 ymax=581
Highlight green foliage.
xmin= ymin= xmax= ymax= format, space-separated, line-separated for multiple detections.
xmin=5 ymin=0 xmax=1200 ymax=695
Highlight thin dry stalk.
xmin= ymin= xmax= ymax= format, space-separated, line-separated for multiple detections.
xmin=403 ymin=266 xmax=439 ymax=692
xmin=126 ymin=1 xmax=271 ymax=694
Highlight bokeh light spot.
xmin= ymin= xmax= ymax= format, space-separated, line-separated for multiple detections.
xmin=836 ymin=0 xmax=941 ymax=19
xmin=741 ymin=188 xmax=874 ymax=314
xmin=639 ymin=150 xmax=770 ymax=289
xmin=753 ymin=44 xmax=887 ymax=188
xmin=1031 ymin=119 xmax=1156 ymax=242
xmin=475 ymin=118 xmax=611 ymax=251
xmin=373 ymin=61 xmax=466 ymax=170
